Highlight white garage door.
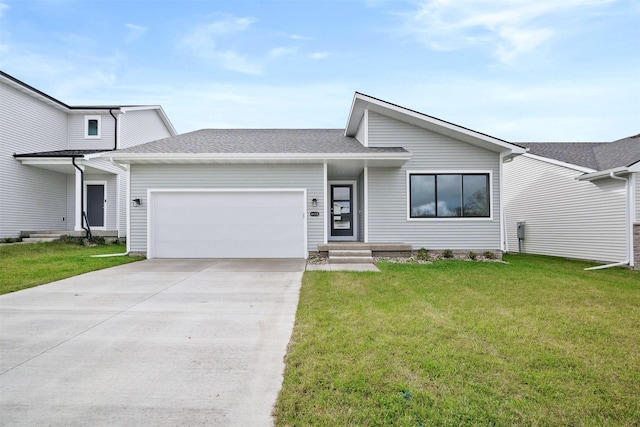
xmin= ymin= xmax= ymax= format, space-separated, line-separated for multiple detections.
xmin=149 ymin=190 xmax=306 ymax=258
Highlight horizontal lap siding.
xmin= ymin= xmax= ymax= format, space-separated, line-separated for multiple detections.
xmin=0 ymin=82 xmax=68 ymax=237
xmin=68 ymin=114 xmax=115 ymax=150
xmin=129 ymin=164 xmax=325 ymax=253
xmin=504 ymin=155 xmax=626 ymax=262
xmin=367 ymin=111 xmax=501 ymax=249
xmin=119 ymin=110 xmax=173 ymax=149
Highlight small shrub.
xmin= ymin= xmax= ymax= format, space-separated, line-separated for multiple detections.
xmin=469 ymin=251 xmax=477 ymax=261
xmin=483 ymin=251 xmax=496 ymax=260
xmin=442 ymin=249 xmax=454 ymax=259
xmin=415 ymin=248 xmax=430 ymax=261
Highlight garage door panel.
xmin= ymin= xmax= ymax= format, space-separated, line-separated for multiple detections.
xmin=150 ymin=191 xmax=306 ymax=258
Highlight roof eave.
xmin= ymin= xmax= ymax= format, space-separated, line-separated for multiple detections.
xmin=577 ymin=167 xmax=631 ymax=181
xmin=104 ymin=151 xmax=412 ymax=164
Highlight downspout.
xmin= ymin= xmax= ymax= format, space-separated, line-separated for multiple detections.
xmin=71 ymin=156 xmax=90 ymax=238
xmin=584 ymin=172 xmax=630 ymax=270
xmin=109 ymin=109 xmax=118 ymax=150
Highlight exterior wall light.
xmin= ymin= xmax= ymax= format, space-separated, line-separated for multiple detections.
xmin=131 ymin=198 xmax=142 ymax=207
xmin=312 ymin=198 xmax=318 ymax=207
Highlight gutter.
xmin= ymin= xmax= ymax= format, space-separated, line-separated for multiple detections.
xmin=71 ymin=156 xmax=91 ymax=239
xmin=109 ymin=109 xmax=118 ymax=150
xmin=584 ymin=171 xmax=631 ymax=270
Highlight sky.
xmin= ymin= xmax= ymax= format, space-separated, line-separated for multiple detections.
xmin=0 ymin=0 xmax=638 ymax=142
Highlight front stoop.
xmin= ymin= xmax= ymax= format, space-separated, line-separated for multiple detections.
xmin=329 ymin=249 xmax=374 ymax=264
xmin=319 ymin=242 xmax=413 ymax=258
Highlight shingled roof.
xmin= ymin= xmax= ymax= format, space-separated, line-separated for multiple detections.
xmin=113 ymin=129 xmax=407 ymax=155
xmin=520 ymin=134 xmax=640 ymax=171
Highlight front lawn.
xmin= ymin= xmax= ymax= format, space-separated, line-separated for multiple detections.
xmin=275 ymin=254 xmax=640 ymax=426
xmin=0 ymin=241 xmax=143 ymax=294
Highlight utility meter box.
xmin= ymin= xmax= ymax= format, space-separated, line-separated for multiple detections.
xmin=517 ymin=222 xmax=526 ymax=239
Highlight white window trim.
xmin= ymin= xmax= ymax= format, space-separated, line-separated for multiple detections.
xmin=85 ymin=115 xmax=102 ymax=139
xmin=406 ymin=170 xmax=494 ymax=221
xmin=327 ymin=180 xmax=358 ymax=241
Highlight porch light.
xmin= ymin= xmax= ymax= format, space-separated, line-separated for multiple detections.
xmin=131 ymin=198 xmax=142 ymax=207
xmin=312 ymin=198 xmax=318 ymax=207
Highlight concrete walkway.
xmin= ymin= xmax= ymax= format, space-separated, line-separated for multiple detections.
xmin=0 ymin=259 xmax=305 ymax=426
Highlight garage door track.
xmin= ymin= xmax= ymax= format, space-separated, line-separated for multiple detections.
xmin=0 ymin=259 xmax=305 ymax=426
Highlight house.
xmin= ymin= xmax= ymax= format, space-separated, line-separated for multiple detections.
xmin=104 ymin=92 xmax=526 ymax=259
xmin=0 ymin=71 xmax=176 ymax=241
xmin=503 ymin=135 xmax=640 ymax=269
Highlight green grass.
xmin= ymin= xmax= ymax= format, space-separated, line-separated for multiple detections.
xmin=275 ymin=254 xmax=640 ymax=426
xmin=0 ymin=241 xmax=143 ymax=294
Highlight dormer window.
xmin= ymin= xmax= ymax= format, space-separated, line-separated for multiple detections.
xmin=85 ymin=115 xmax=101 ymax=139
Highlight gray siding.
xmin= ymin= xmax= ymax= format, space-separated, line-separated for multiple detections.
xmin=504 ymin=155 xmax=626 ymax=262
xmin=0 ymin=81 xmax=68 ymax=237
xmin=119 ymin=109 xmax=173 ymax=149
xmin=366 ymin=111 xmax=502 ymax=250
xmin=68 ymin=113 xmax=115 ymax=150
xmin=129 ymin=164 xmax=325 ymax=253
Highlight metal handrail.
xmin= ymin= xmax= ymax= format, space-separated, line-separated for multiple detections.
xmin=82 ymin=211 xmax=93 ymax=240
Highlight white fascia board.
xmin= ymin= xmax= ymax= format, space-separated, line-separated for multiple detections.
xmin=524 ymin=153 xmax=597 ymax=173
xmin=577 ymin=167 xmax=631 ymax=181
xmin=105 ymin=151 xmax=412 ymax=163
xmin=345 ymin=93 xmax=526 ymax=154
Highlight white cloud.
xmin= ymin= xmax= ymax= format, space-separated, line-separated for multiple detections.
xmin=125 ymin=23 xmax=148 ymax=43
xmin=180 ymin=15 xmax=263 ymax=74
xmin=269 ymin=46 xmax=298 ymax=58
xmin=0 ymin=2 xmax=9 ymax=17
xmin=399 ymin=0 xmax=616 ymax=63
xmin=309 ymin=51 xmax=331 ymax=60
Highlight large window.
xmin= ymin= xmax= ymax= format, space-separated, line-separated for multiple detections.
xmin=409 ymin=173 xmax=490 ymax=218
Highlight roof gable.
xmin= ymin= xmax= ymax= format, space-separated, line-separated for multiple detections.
xmin=345 ymin=92 xmax=526 ymax=154
xmin=1 ymin=71 xmax=176 ymax=136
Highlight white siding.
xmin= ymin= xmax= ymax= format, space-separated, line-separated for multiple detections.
xmin=129 ymin=164 xmax=324 ymax=254
xmin=504 ymin=155 xmax=626 ymax=262
xmin=119 ymin=109 xmax=173 ymax=149
xmin=0 ymin=81 xmax=68 ymax=238
xmin=68 ymin=113 xmax=115 ymax=150
xmin=366 ymin=111 xmax=502 ymax=250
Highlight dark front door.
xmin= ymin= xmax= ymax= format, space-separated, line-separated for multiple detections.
xmin=330 ymin=184 xmax=353 ymax=237
xmin=86 ymin=184 xmax=105 ymax=227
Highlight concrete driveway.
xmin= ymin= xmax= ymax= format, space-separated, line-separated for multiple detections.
xmin=0 ymin=258 xmax=305 ymax=426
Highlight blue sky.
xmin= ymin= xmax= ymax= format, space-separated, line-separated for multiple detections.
xmin=1 ymin=0 xmax=638 ymax=141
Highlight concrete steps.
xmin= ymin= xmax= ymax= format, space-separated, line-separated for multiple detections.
xmin=329 ymin=249 xmax=373 ymax=264
xmin=22 ymin=233 xmax=64 ymax=243
xmin=318 ymin=242 xmax=413 ymax=257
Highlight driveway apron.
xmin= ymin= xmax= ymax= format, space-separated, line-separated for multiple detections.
xmin=0 ymin=258 xmax=305 ymax=426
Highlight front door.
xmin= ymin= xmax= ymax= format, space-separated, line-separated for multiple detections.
xmin=331 ymin=184 xmax=353 ymax=238
xmin=86 ymin=184 xmax=105 ymax=228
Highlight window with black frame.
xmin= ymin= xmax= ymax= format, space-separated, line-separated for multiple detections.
xmin=409 ymin=173 xmax=490 ymax=218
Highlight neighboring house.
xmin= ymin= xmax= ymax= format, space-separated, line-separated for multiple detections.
xmin=0 ymin=71 xmax=176 ymax=240
xmin=504 ymin=135 xmax=640 ymax=269
xmin=105 ymin=92 xmax=526 ymax=259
